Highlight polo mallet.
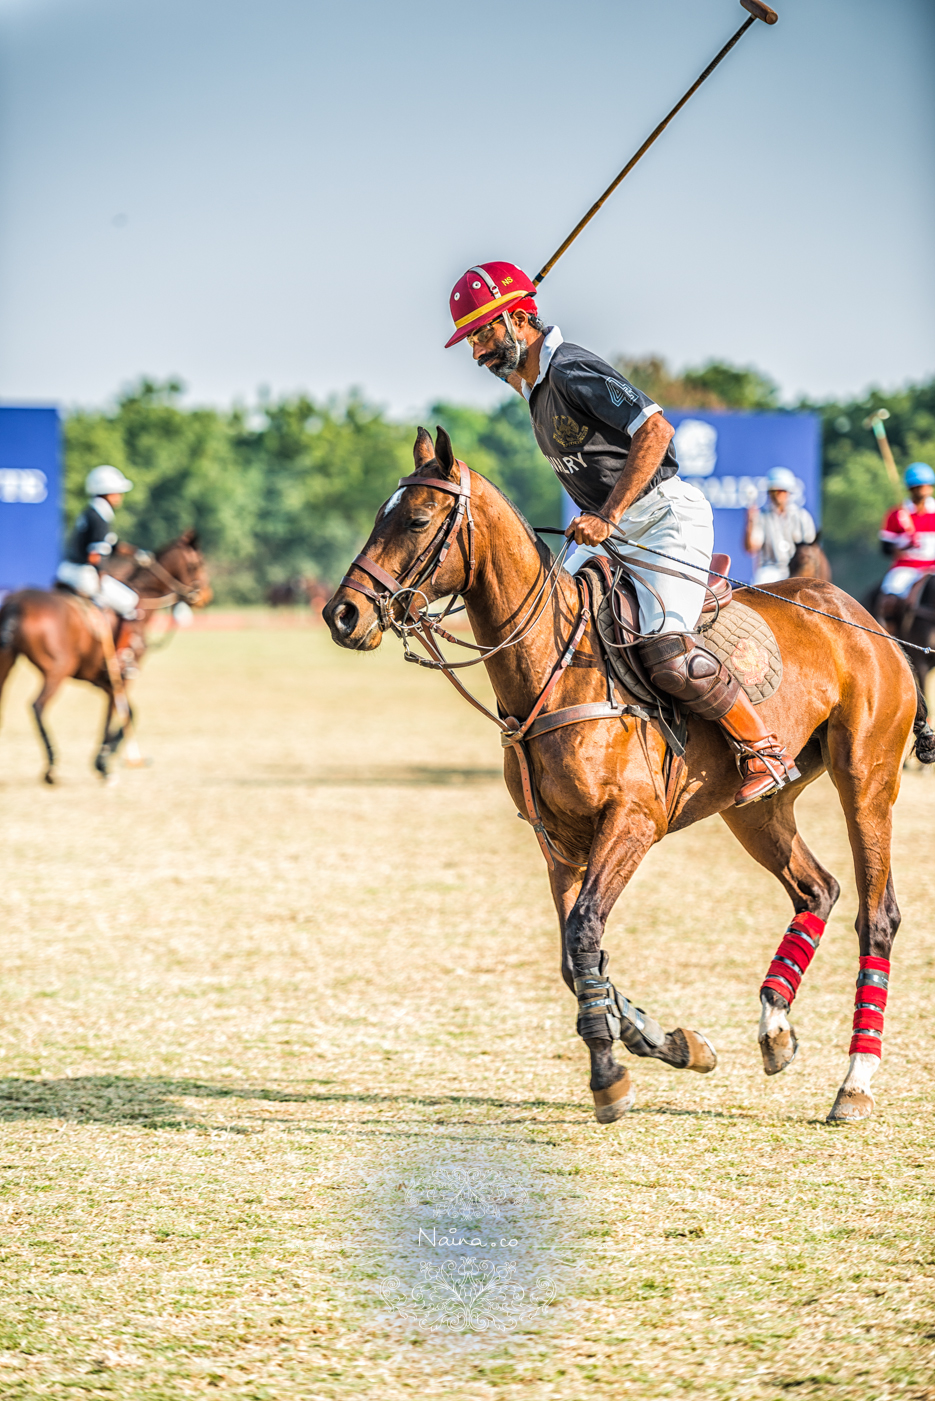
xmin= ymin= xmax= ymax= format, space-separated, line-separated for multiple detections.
xmin=863 ymin=408 xmax=901 ymax=489
xmin=533 ymin=0 xmax=778 ymax=287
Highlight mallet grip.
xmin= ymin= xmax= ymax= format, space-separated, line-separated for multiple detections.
xmin=740 ymin=0 xmax=778 ymax=22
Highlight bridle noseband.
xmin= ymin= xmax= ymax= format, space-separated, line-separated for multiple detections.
xmin=135 ymin=549 xmax=205 ymax=611
xmin=339 ymin=460 xmax=476 ymax=635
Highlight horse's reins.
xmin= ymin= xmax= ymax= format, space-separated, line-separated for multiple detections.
xmin=132 ymin=552 xmax=203 ymax=610
xmin=534 ymin=521 xmax=935 ymax=658
xmin=339 ymin=465 xmax=638 ymax=871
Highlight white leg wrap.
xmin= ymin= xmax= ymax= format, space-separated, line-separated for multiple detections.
xmin=842 ymin=1052 xmax=879 ymax=1094
xmin=759 ymin=992 xmax=790 ymax=1040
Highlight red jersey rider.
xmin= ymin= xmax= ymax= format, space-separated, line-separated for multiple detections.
xmin=878 ymin=462 xmax=935 ymax=617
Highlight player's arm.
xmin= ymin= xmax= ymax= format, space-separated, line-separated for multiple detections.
xmin=566 ymin=414 xmax=673 ymax=546
xmin=744 ymin=506 xmax=764 ymax=554
xmin=879 ymin=507 xmax=913 ymax=556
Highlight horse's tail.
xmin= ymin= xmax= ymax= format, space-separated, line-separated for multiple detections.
xmin=905 ymin=649 xmax=935 ymax=764
xmin=0 ymin=597 xmax=20 ymax=655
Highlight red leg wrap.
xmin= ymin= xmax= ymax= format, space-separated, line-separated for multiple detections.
xmin=760 ymin=912 xmax=826 ymax=1005
xmin=849 ymin=955 xmax=889 ymax=1058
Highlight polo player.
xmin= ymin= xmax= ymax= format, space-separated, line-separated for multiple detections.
xmin=56 ymin=465 xmax=152 ymax=671
xmin=878 ymin=462 xmax=935 ymax=606
xmin=744 ymin=466 xmax=817 ymax=584
xmin=445 ymin=260 xmax=799 ymax=806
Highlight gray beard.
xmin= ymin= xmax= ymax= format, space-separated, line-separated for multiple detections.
xmin=479 ymin=327 xmax=529 ymax=381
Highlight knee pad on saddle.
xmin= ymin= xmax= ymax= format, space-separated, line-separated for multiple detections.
xmin=637 ymin=632 xmax=740 ymax=722
xmin=573 ymin=956 xmax=665 ymax=1051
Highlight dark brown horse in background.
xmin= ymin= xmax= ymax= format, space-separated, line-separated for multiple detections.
xmin=324 ymin=428 xmax=932 ymax=1126
xmin=788 ymin=536 xmax=832 ymax=581
xmin=0 ymin=531 xmax=211 ymax=783
xmin=870 ymin=571 xmax=935 ymax=701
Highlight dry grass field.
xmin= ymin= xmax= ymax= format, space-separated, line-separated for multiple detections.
xmin=0 ymin=623 xmax=933 ymax=1400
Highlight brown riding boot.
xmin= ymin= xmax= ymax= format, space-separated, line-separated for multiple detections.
xmin=717 ymin=689 xmax=801 ymax=807
xmin=115 ymin=618 xmax=142 ymax=678
xmin=637 ymin=631 xmax=799 ymax=808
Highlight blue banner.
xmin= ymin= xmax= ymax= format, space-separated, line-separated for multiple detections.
xmin=562 ymin=410 xmax=822 ymax=585
xmin=665 ymin=410 xmax=822 ymax=584
xmin=0 ymin=407 xmax=62 ymax=595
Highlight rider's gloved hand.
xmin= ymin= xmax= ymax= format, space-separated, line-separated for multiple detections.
xmin=134 ymin=550 xmax=154 ymax=567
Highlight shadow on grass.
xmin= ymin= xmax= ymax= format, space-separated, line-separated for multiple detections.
xmin=0 ymin=1076 xmax=589 ymax=1130
xmin=0 ymin=1076 xmax=756 ymax=1132
xmin=215 ymin=763 xmax=503 ymax=788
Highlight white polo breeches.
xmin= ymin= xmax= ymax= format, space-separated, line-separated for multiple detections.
xmin=565 ymin=476 xmax=714 ymax=635
xmin=56 ymin=561 xmax=139 ymax=619
xmin=880 ymin=565 xmax=929 ymax=600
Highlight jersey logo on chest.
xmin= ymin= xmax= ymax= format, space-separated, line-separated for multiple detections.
xmin=552 ymin=415 xmax=589 ymax=449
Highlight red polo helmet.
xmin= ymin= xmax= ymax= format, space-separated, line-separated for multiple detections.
xmin=444 ymin=261 xmax=538 ymax=348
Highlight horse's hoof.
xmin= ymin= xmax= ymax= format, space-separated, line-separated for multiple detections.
xmin=103 ymin=770 xmax=120 ymax=788
xmin=592 ymin=1070 xmax=634 ymax=1123
xmin=680 ymin=1028 xmax=718 ymax=1073
xmin=826 ymin=1087 xmax=875 ymax=1124
xmin=43 ymin=770 xmax=56 ymax=786
xmin=760 ymin=1026 xmax=798 ymax=1076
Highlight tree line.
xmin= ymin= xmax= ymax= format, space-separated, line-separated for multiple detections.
xmin=63 ymin=365 xmax=935 ymax=602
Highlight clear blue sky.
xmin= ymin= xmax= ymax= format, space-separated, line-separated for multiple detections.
xmin=0 ymin=0 xmax=932 ymax=416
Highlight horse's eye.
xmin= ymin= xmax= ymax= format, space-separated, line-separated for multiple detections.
xmin=408 ymin=517 xmax=431 ymax=533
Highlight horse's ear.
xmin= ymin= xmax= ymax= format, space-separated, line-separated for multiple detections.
xmin=180 ymin=527 xmax=200 ymax=549
xmin=434 ymin=425 xmax=456 ymax=478
xmin=413 ymin=426 xmax=435 ymax=469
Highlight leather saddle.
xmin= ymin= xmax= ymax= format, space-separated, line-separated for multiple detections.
xmin=584 ymin=552 xmax=732 ymax=657
xmin=578 ymin=553 xmax=733 ymax=754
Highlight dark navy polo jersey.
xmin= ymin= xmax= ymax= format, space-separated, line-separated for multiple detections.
xmin=525 ymin=333 xmax=678 ymax=515
xmin=65 ymin=502 xmax=118 ymax=564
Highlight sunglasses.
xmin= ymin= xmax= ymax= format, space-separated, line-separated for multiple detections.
xmin=466 ymin=320 xmax=501 ymax=348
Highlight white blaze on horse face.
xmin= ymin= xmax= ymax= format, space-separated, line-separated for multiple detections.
xmin=381 ymin=488 xmax=405 ymax=519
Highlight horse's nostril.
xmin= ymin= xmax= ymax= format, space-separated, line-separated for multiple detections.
xmin=331 ymin=600 xmax=358 ymax=636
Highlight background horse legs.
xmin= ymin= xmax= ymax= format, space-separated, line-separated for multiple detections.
xmin=0 ymin=643 xmax=16 ymax=744
xmin=94 ymin=688 xmax=130 ymax=781
xmin=721 ymin=767 xmax=841 ymax=1075
xmin=31 ymin=670 xmax=69 ymax=784
xmin=557 ymin=805 xmax=717 ymax=1124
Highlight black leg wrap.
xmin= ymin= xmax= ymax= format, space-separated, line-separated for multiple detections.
xmin=573 ymin=956 xmax=666 ymax=1052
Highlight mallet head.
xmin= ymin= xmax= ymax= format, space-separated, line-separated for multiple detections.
xmin=740 ymin=0 xmax=778 ymax=22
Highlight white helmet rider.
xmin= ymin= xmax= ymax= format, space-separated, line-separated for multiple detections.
xmin=56 ymin=464 xmax=141 ymax=626
xmin=85 ymin=464 xmax=134 ymax=497
xmin=765 ymin=466 xmax=797 ymax=494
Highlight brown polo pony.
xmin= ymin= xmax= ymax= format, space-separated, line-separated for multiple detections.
xmin=324 ymin=428 xmax=931 ymax=1125
xmin=871 ymin=572 xmax=935 ymax=699
xmin=788 ymin=537 xmax=832 ymax=581
xmin=0 ymin=531 xmax=211 ymax=782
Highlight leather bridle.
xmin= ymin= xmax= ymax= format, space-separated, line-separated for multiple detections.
xmin=335 ymin=461 xmax=637 ymax=872
xmin=339 ymin=459 xmax=476 ymax=636
xmin=134 ymin=550 xmax=206 ymax=611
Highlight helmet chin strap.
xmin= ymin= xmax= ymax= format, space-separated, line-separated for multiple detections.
xmin=496 ymin=311 xmax=527 ymax=380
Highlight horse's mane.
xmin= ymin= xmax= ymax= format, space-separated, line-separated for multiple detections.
xmin=156 ymin=529 xmax=200 ymax=557
xmin=413 ymin=459 xmax=554 ymax=571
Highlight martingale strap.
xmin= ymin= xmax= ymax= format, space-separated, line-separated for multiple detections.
xmin=335 ymin=462 xmax=654 ymax=874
